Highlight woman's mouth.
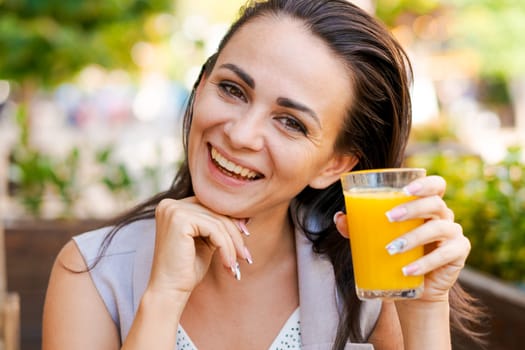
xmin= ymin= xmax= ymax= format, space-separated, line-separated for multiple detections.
xmin=210 ymin=146 xmax=263 ymax=181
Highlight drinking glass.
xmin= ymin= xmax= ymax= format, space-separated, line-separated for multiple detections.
xmin=341 ymin=168 xmax=426 ymax=300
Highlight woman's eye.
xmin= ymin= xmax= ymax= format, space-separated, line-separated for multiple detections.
xmin=276 ymin=116 xmax=308 ymax=135
xmin=219 ymin=82 xmax=246 ymax=102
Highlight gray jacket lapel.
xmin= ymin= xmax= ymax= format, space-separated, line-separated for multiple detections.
xmin=295 ymin=228 xmax=341 ymax=347
xmin=132 ymin=226 xmax=155 ymax=312
xmin=295 ymin=228 xmax=379 ymax=350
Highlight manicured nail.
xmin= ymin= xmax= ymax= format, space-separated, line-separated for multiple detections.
xmin=385 ymin=238 xmax=408 ymax=255
xmin=403 ymin=182 xmax=423 ymax=195
xmin=231 ymin=261 xmax=241 ymax=280
xmin=244 ymin=246 xmax=253 ymax=264
xmin=237 ymin=219 xmax=251 ymax=236
xmin=333 ymin=211 xmax=344 ymax=225
xmin=386 ymin=206 xmax=407 ymax=222
xmin=402 ymin=263 xmax=420 ymax=276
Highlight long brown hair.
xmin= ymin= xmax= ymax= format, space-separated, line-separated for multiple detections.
xmin=98 ymin=0 xmax=486 ymax=348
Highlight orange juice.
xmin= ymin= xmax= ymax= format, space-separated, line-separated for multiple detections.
xmin=344 ymin=188 xmax=424 ymax=295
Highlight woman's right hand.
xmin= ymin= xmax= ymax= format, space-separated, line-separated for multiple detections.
xmin=148 ymin=197 xmax=251 ymax=296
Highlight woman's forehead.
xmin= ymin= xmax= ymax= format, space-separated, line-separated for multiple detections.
xmin=215 ymin=16 xmax=351 ymax=94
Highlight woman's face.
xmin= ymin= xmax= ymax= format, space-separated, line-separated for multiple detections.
xmin=188 ymin=16 xmax=356 ymax=219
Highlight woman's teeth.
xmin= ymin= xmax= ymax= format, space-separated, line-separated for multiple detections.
xmin=211 ymin=147 xmax=259 ymax=180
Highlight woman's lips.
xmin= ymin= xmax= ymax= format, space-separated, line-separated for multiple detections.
xmin=209 ymin=145 xmax=263 ymax=181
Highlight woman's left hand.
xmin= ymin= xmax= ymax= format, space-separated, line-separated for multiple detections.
xmin=334 ymin=175 xmax=471 ymax=302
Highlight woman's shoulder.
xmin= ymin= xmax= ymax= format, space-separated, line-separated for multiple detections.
xmin=72 ymin=218 xmax=155 ymax=263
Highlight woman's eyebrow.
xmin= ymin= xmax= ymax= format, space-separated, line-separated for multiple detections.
xmin=277 ymin=97 xmax=321 ymax=128
xmin=218 ymin=63 xmax=321 ymax=128
xmin=219 ymin=63 xmax=255 ymax=89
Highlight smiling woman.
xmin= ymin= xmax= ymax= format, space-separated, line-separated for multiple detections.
xmin=188 ymin=16 xmax=353 ymax=219
xmin=42 ymin=1 xmax=485 ymax=350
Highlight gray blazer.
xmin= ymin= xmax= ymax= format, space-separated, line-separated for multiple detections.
xmin=74 ymin=219 xmax=381 ymax=349
xmin=295 ymin=230 xmax=381 ymax=349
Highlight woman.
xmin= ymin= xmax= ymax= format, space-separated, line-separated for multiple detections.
xmin=43 ymin=0 xmax=482 ymax=349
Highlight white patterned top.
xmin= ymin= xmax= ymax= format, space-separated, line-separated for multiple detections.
xmin=176 ymin=307 xmax=301 ymax=349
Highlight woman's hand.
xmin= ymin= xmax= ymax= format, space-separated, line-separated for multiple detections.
xmin=149 ymin=197 xmax=251 ymax=297
xmin=334 ymin=175 xmax=471 ymax=302
xmin=122 ymin=198 xmax=252 ymax=350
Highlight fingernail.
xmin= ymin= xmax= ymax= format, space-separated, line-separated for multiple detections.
xmin=386 ymin=206 xmax=407 ymax=222
xmin=385 ymin=238 xmax=408 ymax=255
xmin=244 ymin=246 xmax=253 ymax=264
xmin=237 ymin=219 xmax=251 ymax=236
xmin=231 ymin=261 xmax=241 ymax=280
xmin=402 ymin=263 xmax=420 ymax=276
xmin=333 ymin=211 xmax=343 ymax=225
xmin=404 ymin=182 xmax=423 ymax=195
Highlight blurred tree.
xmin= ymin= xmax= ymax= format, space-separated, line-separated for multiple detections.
xmin=176 ymin=0 xmax=243 ymax=23
xmin=443 ymin=0 xmax=525 ymax=79
xmin=374 ymin=0 xmax=525 ymax=79
xmin=443 ymin=0 xmax=525 ymax=130
xmin=374 ymin=0 xmax=525 ymax=130
xmin=0 ymin=0 xmax=175 ymax=91
xmin=0 ymin=0 xmax=176 ymax=218
xmin=375 ymin=0 xmax=442 ymax=26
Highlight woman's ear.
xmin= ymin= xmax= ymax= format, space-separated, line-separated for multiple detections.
xmin=309 ymin=154 xmax=359 ymax=189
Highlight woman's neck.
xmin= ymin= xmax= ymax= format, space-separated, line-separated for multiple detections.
xmin=245 ymin=209 xmax=295 ymax=269
xmin=181 ymin=207 xmax=300 ymax=349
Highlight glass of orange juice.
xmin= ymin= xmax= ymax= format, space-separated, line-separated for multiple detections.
xmin=340 ymin=168 xmax=426 ymax=300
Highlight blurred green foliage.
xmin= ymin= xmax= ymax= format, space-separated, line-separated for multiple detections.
xmin=1 ymin=0 xmax=175 ymax=217
xmin=443 ymin=0 xmax=525 ymax=79
xmin=408 ymin=146 xmax=525 ymax=283
xmin=375 ymin=0 xmax=525 ymax=112
xmin=376 ymin=0 xmax=441 ymax=25
xmin=0 ymin=0 xmax=174 ymax=87
xmin=9 ymin=107 xmax=135 ymax=217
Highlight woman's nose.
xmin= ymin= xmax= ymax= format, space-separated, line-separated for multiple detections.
xmin=223 ymin=110 xmax=265 ymax=151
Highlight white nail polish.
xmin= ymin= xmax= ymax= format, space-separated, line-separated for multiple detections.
xmin=385 ymin=206 xmax=407 ymax=222
xmin=385 ymin=238 xmax=407 ymax=255
xmin=238 ymin=219 xmax=251 ymax=236
xmin=233 ymin=262 xmax=241 ymax=280
xmin=402 ymin=263 xmax=419 ymax=276
xmin=244 ymin=247 xmax=253 ymax=265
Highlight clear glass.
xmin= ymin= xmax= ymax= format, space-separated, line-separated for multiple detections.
xmin=340 ymin=168 xmax=426 ymax=300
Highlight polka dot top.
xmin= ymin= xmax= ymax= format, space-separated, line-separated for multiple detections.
xmin=176 ymin=307 xmax=301 ymax=349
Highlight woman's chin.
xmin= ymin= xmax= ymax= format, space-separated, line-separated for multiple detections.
xmin=194 ymin=189 xmax=248 ymax=219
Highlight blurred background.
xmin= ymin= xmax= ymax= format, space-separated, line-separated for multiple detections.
xmin=0 ymin=0 xmax=524 ymax=349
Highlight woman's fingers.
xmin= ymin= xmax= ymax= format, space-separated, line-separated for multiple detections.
xmin=408 ymin=234 xmax=470 ymax=276
xmin=222 ymin=218 xmax=253 ymax=265
xmin=387 ymin=195 xmax=454 ymax=222
xmin=404 ymin=175 xmax=447 ymax=198
xmin=389 ymin=221 xmax=471 ymax=301
xmin=172 ymin=198 xmax=251 ymax=267
xmin=155 ymin=198 xmax=250 ymax=282
xmin=333 ymin=211 xmax=349 ymax=238
xmin=156 ymin=199 xmax=233 ymax=270
xmin=386 ymin=220 xmax=464 ymax=255
xmin=189 ymin=214 xmax=240 ymax=273
xmin=334 ymin=175 xmax=469 ymax=302
xmin=197 ymin=209 xmax=253 ymax=269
